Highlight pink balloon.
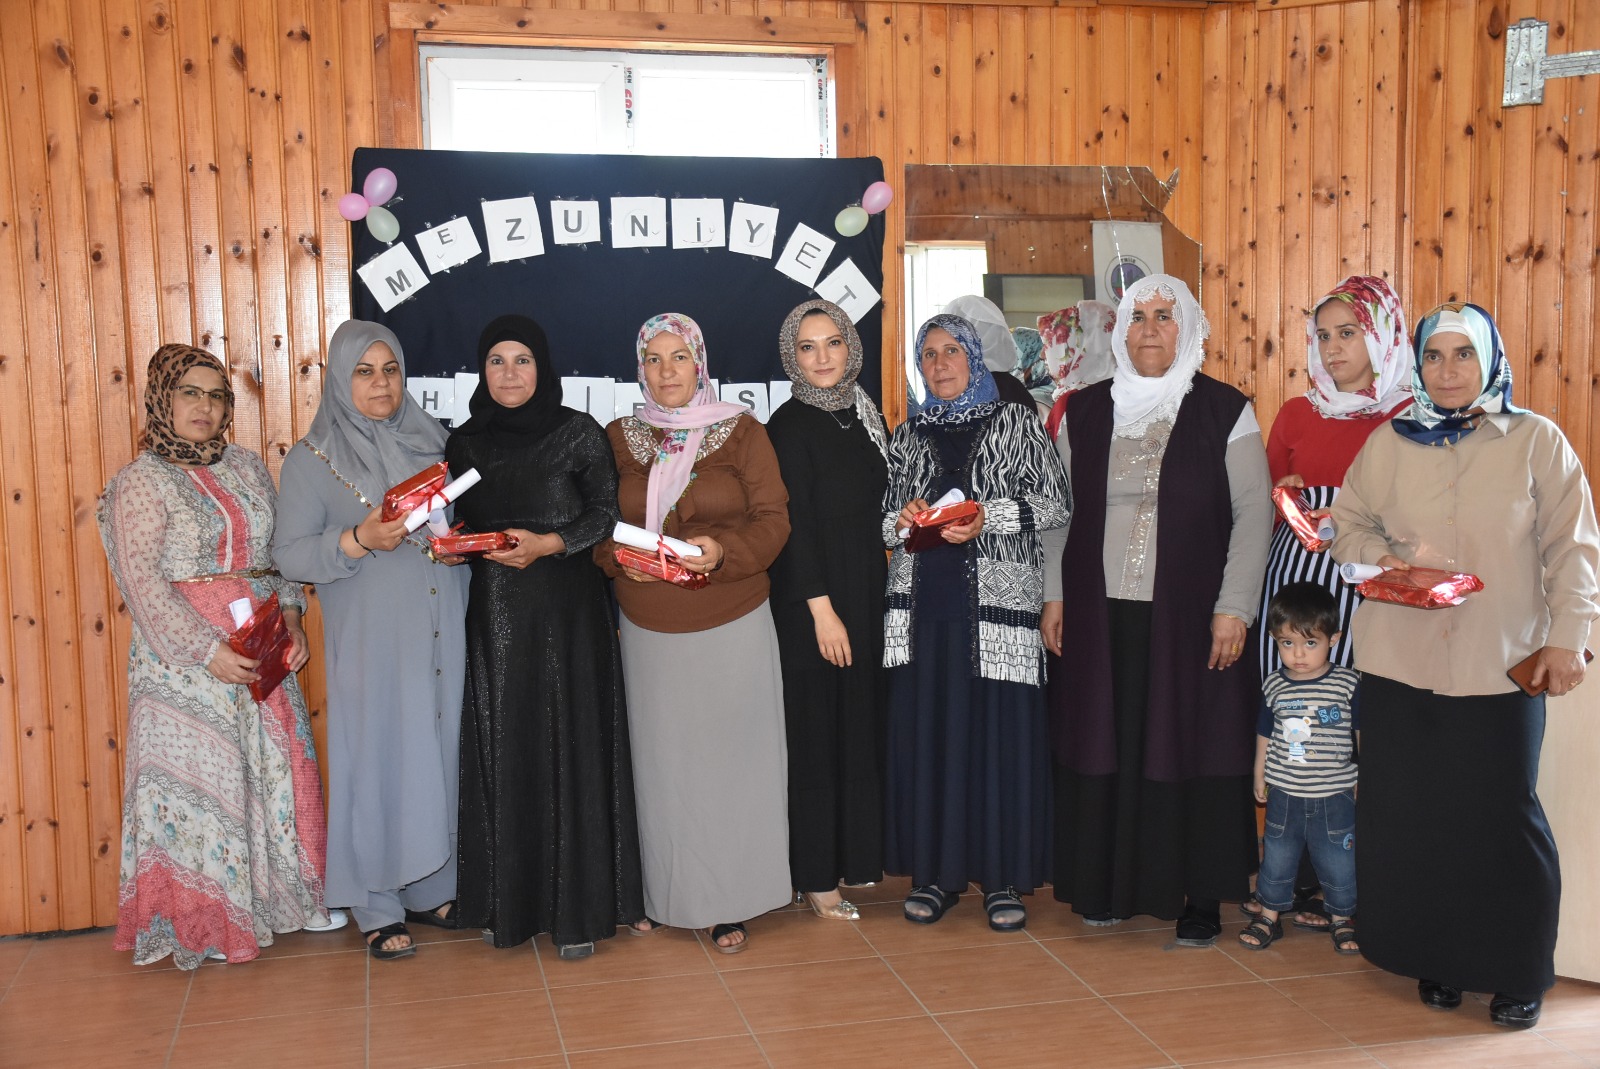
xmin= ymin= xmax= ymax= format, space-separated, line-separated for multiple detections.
xmin=338 ymin=192 xmax=370 ymax=222
xmin=861 ymin=181 xmax=895 ymax=215
xmin=362 ymin=167 xmax=398 ymax=207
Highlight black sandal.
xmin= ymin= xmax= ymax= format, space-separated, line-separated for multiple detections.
xmin=903 ymin=886 xmax=960 ymax=925
xmin=363 ymin=922 xmax=416 ymax=961
xmin=1237 ymin=916 xmax=1283 ymax=951
xmin=404 ymin=901 xmax=459 ymax=930
xmin=1329 ymin=919 xmax=1359 ymax=955
xmin=1175 ymin=904 xmax=1222 ymax=947
xmin=1289 ymin=892 xmax=1332 ymax=932
xmin=983 ymin=889 xmax=1026 ymax=932
xmin=709 ymin=922 xmax=747 ymax=955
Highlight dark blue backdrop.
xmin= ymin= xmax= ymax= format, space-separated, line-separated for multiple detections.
xmin=349 ymin=148 xmax=885 ymax=400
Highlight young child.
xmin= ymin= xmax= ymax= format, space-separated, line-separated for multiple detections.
xmin=1241 ymin=581 xmax=1360 ymax=955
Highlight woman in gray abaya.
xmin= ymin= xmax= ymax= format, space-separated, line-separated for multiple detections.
xmin=273 ymin=320 xmax=470 ymax=960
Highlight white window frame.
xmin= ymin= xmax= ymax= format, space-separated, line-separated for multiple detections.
xmin=903 ymin=242 xmax=989 ymax=404
xmin=421 ymin=44 xmax=835 ymax=158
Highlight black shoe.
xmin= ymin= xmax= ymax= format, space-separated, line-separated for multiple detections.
xmin=1417 ymin=979 xmax=1463 ymax=1009
xmin=1489 ymin=994 xmax=1542 ymax=1029
xmin=1174 ymin=902 xmax=1222 ymax=947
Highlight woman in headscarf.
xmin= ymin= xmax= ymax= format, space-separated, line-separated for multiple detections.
xmin=273 ymin=320 xmax=469 ymax=961
xmin=1041 ymin=274 xmax=1273 ymax=945
xmin=766 ymin=299 xmax=890 ymax=922
xmin=1037 ymin=300 xmax=1118 ymax=440
xmin=1331 ymin=302 xmax=1598 ymax=1028
xmin=882 ymin=313 xmax=1070 ymax=932
xmin=1239 ymin=275 xmax=1413 ymax=938
xmin=448 ymin=314 xmax=643 ymax=961
xmin=98 ymin=344 xmax=335 ymax=968
xmin=942 ymin=295 xmax=1037 ymax=409
xmin=594 ymin=313 xmax=791 ymax=954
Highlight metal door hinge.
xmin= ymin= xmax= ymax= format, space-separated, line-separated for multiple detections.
xmin=1504 ymin=18 xmax=1600 ymax=107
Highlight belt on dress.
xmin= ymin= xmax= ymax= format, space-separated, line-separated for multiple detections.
xmin=173 ymin=568 xmax=280 ymax=584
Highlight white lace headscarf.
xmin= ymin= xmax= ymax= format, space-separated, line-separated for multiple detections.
xmin=1109 ymin=274 xmax=1209 ymax=438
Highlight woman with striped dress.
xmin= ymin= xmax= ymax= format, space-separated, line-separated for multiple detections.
xmin=1258 ymin=275 xmax=1413 ymax=676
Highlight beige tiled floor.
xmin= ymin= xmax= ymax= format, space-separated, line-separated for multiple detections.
xmin=3 ymin=878 xmax=1598 ymax=1068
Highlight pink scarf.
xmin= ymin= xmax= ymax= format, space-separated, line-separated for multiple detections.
xmin=635 ymin=313 xmax=749 ymax=532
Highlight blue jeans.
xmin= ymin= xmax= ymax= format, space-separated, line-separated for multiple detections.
xmin=1257 ymin=788 xmax=1356 ymax=918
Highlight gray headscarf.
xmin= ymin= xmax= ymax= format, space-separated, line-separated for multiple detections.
xmin=777 ymin=299 xmax=889 ymax=458
xmin=305 ymin=319 xmax=448 ymax=498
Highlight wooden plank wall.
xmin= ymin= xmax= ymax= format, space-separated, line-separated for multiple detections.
xmin=0 ymin=0 xmax=1595 ymax=935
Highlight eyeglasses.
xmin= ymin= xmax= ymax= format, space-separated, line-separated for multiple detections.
xmin=175 ymin=385 xmax=230 ymax=405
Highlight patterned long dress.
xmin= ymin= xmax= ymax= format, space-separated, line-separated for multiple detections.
xmin=98 ymin=446 xmax=328 ymax=968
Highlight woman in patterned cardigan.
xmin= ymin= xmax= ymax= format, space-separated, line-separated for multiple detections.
xmin=882 ymin=313 xmax=1070 ymax=933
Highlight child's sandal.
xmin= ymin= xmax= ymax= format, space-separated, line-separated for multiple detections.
xmin=1237 ymin=916 xmax=1283 ymax=951
xmin=1330 ymin=920 xmax=1359 ymax=955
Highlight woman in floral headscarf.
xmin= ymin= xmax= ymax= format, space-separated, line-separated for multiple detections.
xmin=882 ymin=312 xmax=1070 ymax=933
xmin=766 ymin=299 xmax=890 ymax=922
xmin=98 ymin=344 xmax=335 ymax=969
xmin=594 ymin=313 xmax=792 ymax=954
xmin=1332 ymin=302 xmax=1599 ymax=1029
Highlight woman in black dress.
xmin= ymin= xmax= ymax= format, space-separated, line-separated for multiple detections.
xmin=448 ymin=314 xmax=644 ymax=960
xmin=767 ymin=299 xmax=891 ymax=921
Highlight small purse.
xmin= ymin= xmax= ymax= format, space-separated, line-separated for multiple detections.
xmin=614 ymin=543 xmax=709 ymax=590
xmin=903 ymin=499 xmax=981 ymax=553
xmin=1507 ymin=648 xmax=1594 ymax=697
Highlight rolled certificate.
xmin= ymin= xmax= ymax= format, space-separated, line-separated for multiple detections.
xmin=228 ymin=597 xmax=254 ymax=630
xmin=1339 ymin=562 xmax=1384 ymax=584
xmin=403 ymin=468 xmax=483 ymax=533
xmin=1316 ymin=517 xmax=1337 ymax=541
xmin=611 ymin=521 xmax=704 ymax=558
xmin=898 ymin=488 xmax=967 ymax=540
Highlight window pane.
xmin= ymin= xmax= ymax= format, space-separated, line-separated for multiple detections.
xmin=633 ymin=72 xmax=820 ymax=158
xmin=449 ymin=85 xmax=608 ymax=153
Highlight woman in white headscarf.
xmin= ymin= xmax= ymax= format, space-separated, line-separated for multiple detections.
xmin=594 ymin=313 xmax=792 ymax=954
xmin=274 ymin=320 xmax=470 ymax=961
xmin=1332 ymin=302 xmax=1598 ymax=1028
xmin=1041 ymin=274 xmax=1273 ymax=945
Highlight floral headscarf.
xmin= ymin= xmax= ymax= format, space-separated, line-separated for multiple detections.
xmin=912 ymin=313 xmax=1000 ymax=426
xmin=777 ymin=299 xmax=889 ymax=458
xmin=1304 ymin=275 xmax=1413 ymax=419
xmin=1392 ymin=302 xmax=1522 ymax=446
xmin=1109 ymin=274 xmax=1209 ymax=438
xmin=634 ymin=313 xmax=749 ymax=531
xmin=141 ymin=344 xmax=234 ymax=466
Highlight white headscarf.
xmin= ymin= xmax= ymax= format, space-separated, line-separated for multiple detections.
xmin=1109 ymin=274 xmax=1209 ymax=438
xmin=943 ymin=295 xmax=1020 ymax=374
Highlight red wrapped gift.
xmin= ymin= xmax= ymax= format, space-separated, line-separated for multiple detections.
xmin=429 ymin=530 xmax=518 ymax=556
xmin=904 ymin=499 xmax=981 ymax=553
xmin=226 ymin=592 xmax=295 ymax=703
xmin=614 ymin=544 xmax=709 ymax=590
xmin=1271 ymin=486 xmax=1330 ymax=553
xmin=1356 ymin=567 xmax=1485 ymax=609
xmin=381 ymin=461 xmax=449 ymax=522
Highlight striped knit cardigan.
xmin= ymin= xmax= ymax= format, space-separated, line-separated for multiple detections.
xmin=881 ymin=402 xmax=1071 ymax=685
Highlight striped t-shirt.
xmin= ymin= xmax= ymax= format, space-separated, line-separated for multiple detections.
xmin=1257 ymin=665 xmax=1360 ymax=796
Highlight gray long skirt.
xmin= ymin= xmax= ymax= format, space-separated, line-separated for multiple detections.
xmin=620 ymin=602 xmax=792 ymax=929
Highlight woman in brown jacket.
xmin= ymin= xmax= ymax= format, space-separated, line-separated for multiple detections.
xmin=595 ymin=312 xmax=792 ymax=955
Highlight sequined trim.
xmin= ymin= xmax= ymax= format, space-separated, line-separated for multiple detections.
xmin=1113 ymin=423 xmax=1171 ymax=598
xmin=174 ymin=567 xmax=280 ymax=584
xmin=298 ymin=440 xmax=441 ymax=562
xmin=620 ymin=416 xmax=740 ymax=467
